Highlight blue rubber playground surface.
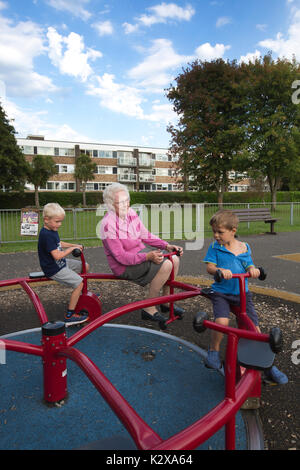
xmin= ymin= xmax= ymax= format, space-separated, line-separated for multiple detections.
xmin=0 ymin=324 xmax=250 ymax=450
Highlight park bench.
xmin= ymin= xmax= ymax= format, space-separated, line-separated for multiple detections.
xmin=231 ymin=207 xmax=278 ymax=234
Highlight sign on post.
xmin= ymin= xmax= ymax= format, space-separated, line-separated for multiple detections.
xmin=20 ymin=208 xmax=39 ymax=236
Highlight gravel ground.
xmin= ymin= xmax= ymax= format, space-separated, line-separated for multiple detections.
xmin=0 ymin=279 xmax=299 ymax=451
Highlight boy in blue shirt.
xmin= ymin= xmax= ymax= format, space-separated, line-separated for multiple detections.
xmin=38 ymin=203 xmax=89 ymax=326
xmin=203 ymin=210 xmax=288 ymax=384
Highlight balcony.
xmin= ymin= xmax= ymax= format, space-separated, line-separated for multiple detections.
xmin=139 ymin=173 xmax=155 ymax=183
xmin=117 ymin=157 xmax=137 ymax=167
xmin=138 ymin=157 xmax=155 ymax=168
xmin=118 ymin=173 xmax=137 ymax=182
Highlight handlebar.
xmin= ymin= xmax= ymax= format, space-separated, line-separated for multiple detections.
xmin=163 ymin=249 xmax=182 ymax=257
xmin=214 ymin=267 xmax=266 ymax=283
xmin=72 ymin=247 xmax=84 ymax=257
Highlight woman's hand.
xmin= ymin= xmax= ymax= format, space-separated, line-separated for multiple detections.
xmin=166 ymin=244 xmax=183 ymax=256
xmin=146 ymin=250 xmax=164 ymax=264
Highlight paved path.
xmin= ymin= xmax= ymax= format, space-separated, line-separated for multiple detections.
xmin=1 ymin=232 xmax=299 ymax=297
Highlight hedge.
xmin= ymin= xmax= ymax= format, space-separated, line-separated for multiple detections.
xmin=1 ymin=190 xmax=300 ymax=209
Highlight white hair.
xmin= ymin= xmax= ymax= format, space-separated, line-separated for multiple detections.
xmin=43 ymin=203 xmax=65 ymax=219
xmin=103 ymin=183 xmax=130 ymax=211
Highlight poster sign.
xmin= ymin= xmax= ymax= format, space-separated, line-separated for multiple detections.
xmin=20 ymin=209 xmax=39 ymax=236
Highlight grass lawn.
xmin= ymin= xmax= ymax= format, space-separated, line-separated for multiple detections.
xmin=0 ymin=203 xmax=299 ymax=253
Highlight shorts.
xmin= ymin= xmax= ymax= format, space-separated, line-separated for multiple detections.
xmin=50 ymin=259 xmax=83 ymax=289
xmin=208 ymin=291 xmax=259 ymax=326
xmin=119 ymin=248 xmax=167 ymax=287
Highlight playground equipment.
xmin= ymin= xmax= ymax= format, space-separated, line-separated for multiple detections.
xmin=0 ymin=249 xmax=283 ymax=450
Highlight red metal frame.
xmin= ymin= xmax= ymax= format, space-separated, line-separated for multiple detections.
xmin=0 ymin=253 xmax=270 ymax=450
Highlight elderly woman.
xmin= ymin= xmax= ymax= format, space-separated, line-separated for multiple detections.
xmin=100 ymin=183 xmax=184 ymax=324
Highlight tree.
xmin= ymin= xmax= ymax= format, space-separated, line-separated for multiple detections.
xmin=241 ymin=54 xmax=300 ymax=209
xmin=74 ymin=153 xmax=97 ymax=206
xmin=27 ymin=155 xmax=57 ymax=208
xmin=0 ymin=102 xmax=29 ymax=191
xmin=167 ymin=59 xmax=249 ymax=206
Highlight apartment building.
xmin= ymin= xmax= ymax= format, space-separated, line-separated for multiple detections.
xmin=18 ymin=135 xmax=180 ymax=192
xmin=17 ymin=135 xmax=254 ymax=193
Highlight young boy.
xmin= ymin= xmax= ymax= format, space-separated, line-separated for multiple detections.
xmin=38 ymin=203 xmax=89 ymax=326
xmin=203 ymin=209 xmax=288 ymax=385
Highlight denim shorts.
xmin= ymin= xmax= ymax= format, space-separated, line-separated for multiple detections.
xmin=50 ymin=259 xmax=83 ymax=289
xmin=208 ymin=290 xmax=259 ymax=326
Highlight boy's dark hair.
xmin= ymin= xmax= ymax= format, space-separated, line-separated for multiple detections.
xmin=209 ymin=210 xmax=239 ymax=230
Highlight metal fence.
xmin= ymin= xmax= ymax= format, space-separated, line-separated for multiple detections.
xmin=0 ymin=202 xmax=299 ymax=244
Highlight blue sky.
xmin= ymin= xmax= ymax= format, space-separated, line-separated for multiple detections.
xmin=0 ymin=0 xmax=300 ymax=149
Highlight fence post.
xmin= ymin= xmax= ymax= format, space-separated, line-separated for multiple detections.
xmin=290 ymin=202 xmax=294 ymax=226
xmin=73 ymin=208 xmax=77 ymax=239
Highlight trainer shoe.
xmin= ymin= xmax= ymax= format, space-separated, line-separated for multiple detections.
xmin=205 ymin=350 xmax=222 ymax=370
xmin=64 ymin=311 xmax=89 ymax=326
xmin=263 ymin=366 xmax=288 ymax=385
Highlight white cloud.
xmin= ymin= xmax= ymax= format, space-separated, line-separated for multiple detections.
xmin=256 ymin=24 xmax=268 ymax=32
xmin=145 ymin=102 xmax=176 ymax=123
xmin=92 ymin=20 xmax=114 ymax=37
xmin=195 ymin=42 xmax=231 ymax=61
xmin=2 ymin=98 xmax=91 ymax=141
xmin=216 ymin=16 xmax=232 ymax=28
xmin=239 ymin=50 xmax=261 ymax=64
xmin=258 ymin=7 xmax=300 ymax=60
xmin=47 ymin=27 xmax=102 ymax=82
xmin=87 ymin=73 xmax=145 ymax=119
xmin=46 ymin=0 xmax=91 ymax=21
xmin=123 ymin=2 xmax=195 ymax=34
xmin=86 ymin=73 xmax=176 ymax=124
xmin=0 ymin=15 xmax=57 ymax=97
xmin=128 ymin=38 xmax=194 ymax=91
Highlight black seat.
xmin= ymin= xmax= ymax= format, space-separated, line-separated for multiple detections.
xmin=238 ymin=338 xmax=275 ymax=370
xmin=29 ymin=271 xmax=47 ymax=279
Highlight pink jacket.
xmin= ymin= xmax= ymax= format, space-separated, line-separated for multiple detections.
xmin=100 ymin=208 xmax=168 ymax=276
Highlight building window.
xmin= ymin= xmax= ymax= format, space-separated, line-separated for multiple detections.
xmin=98 ymin=150 xmax=113 ymax=158
xmin=156 ymin=153 xmax=168 ymax=162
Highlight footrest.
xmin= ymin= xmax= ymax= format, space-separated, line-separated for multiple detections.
xmin=29 ymin=272 xmax=47 ymax=279
xmin=238 ymin=338 xmax=275 ymax=370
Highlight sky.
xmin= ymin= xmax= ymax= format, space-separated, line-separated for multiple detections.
xmin=1 ymin=0 xmax=300 ymax=149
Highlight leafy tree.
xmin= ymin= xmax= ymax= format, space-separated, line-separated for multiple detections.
xmin=27 ymin=155 xmax=57 ymax=208
xmin=240 ymin=55 xmax=300 ymax=209
xmin=167 ymin=59 xmax=249 ymax=205
xmin=0 ymin=102 xmax=29 ymax=191
xmin=74 ymin=153 xmax=97 ymax=206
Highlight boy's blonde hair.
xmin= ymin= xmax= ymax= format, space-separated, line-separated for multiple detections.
xmin=209 ymin=210 xmax=239 ymax=231
xmin=43 ymin=203 xmax=65 ymax=219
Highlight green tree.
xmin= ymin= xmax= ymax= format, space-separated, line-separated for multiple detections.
xmin=74 ymin=153 xmax=97 ymax=206
xmin=241 ymin=55 xmax=300 ymax=209
xmin=0 ymin=102 xmax=29 ymax=191
xmin=27 ymin=155 xmax=57 ymax=209
xmin=167 ymin=59 xmax=249 ymax=206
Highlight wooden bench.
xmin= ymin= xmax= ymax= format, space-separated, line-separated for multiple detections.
xmin=231 ymin=208 xmax=278 ymax=234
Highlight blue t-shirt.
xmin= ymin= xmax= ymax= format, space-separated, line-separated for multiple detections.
xmin=203 ymin=241 xmax=255 ymax=295
xmin=38 ymin=227 xmax=66 ymax=277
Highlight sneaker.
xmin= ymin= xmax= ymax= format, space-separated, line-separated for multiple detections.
xmin=205 ymin=350 xmax=222 ymax=370
xmin=64 ymin=311 xmax=89 ymax=326
xmin=263 ymin=366 xmax=288 ymax=385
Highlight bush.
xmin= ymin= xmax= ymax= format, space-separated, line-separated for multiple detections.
xmin=1 ymin=190 xmax=300 ymax=209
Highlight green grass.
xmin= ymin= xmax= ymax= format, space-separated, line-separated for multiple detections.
xmin=0 ymin=204 xmax=299 ymax=253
